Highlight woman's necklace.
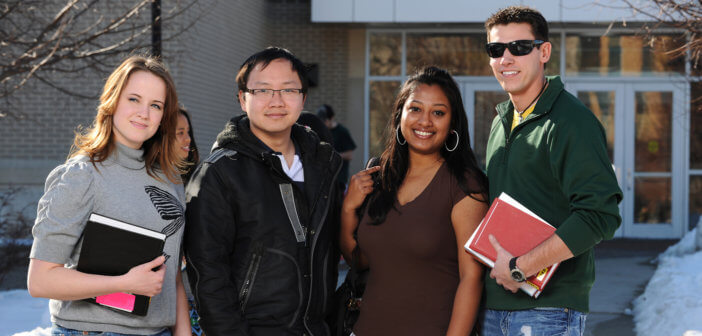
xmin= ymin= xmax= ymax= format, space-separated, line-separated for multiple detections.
xmin=516 ymin=79 xmax=548 ymax=122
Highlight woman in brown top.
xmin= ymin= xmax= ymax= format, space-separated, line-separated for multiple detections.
xmin=340 ymin=66 xmax=489 ymax=335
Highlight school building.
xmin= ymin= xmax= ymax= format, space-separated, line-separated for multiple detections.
xmin=1 ymin=0 xmax=699 ymax=239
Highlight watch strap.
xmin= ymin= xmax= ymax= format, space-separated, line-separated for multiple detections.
xmin=509 ymin=256 xmax=526 ymax=282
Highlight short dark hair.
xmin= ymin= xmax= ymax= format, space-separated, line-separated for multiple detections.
xmin=485 ymin=6 xmax=549 ymax=42
xmin=316 ymin=104 xmax=335 ymax=121
xmin=235 ymin=46 xmax=309 ymax=96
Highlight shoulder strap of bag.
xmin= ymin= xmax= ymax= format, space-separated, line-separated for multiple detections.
xmin=348 ymin=156 xmax=380 ymax=288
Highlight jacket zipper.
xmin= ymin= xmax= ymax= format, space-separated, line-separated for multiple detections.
xmin=239 ymin=246 xmax=263 ymax=312
xmin=303 ymin=156 xmax=342 ymax=335
xmin=320 ymin=251 xmax=330 ymax=315
xmin=499 ymin=106 xmax=511 ymax=165
xmin=500 ymin=105 xmax=542 ymax=165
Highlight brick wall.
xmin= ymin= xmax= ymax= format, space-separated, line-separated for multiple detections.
xmin=0 ymin=0 xmax=270 ymax=185
xmin=0 ymin=0 xmax=363 ymax=186
xmin=0 ymin=1 xmax=152 ymax=185
xmin=264 ymin=0 xmax=350 ymax=124
xmin=163 ymin=0 xmax=270 ymax=153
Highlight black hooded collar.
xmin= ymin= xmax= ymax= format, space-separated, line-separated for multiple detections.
xmin=213 ymin=114 xmax=338 ymax=170
xmin=214 ymin=115 xmax=320 ymax=157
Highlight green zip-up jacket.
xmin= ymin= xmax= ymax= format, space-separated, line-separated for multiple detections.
xmin=485 ymin=76 xmax=623 ymax=313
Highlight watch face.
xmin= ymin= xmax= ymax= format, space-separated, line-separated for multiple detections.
xmin=511 ymin=269 xmax=526 ymax=282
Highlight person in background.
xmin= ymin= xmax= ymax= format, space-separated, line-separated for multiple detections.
xmin=297 ymin=111 xmax=334 ymax=145
xmin=175 ymin=107 xmax=200 ymax=184
xmin=174 ymin=106 xmax=204 ymax=336
xmin=340 ymin=66 xmax=488 ymax=335
xmin=184 ymin=47 xmax=344 ymax=335
xmin=317 ymin=104 xmax=356 ymax=185
xmin=481 ymin=6 xmax=623 ymax=335
xmin=27 ymin=55 xmax=190 ymax=336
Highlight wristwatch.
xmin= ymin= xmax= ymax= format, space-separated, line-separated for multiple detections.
xmin=509 ymin=257 xmax=526 ymax=283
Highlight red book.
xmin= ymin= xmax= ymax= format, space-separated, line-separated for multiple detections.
xmin=464 ymin=192 xmax=559 ymax=298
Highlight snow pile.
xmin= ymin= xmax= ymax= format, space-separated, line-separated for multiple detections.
xmin=658 ymin=228 xmax=699 ymax=258
xmin=633 ymin=229 xmax=702 ymax=336
xmin=12 ymin=327 xmax=50 ymax=336
xmin=0 ymin=289 xmax=50 ymax=336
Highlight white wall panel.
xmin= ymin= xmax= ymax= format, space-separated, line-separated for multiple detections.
xmin=312 ymin=0 xmax=661 ymax=23
xmin=394 ymin=0 xmax=522 ymax=22
xmin=560 ymin=0 xmax=655 ymax=22
xmin=311 ymin=0 xmax=353 ymax=22
xmin=355 ymin=0 xmax=395 ymax=22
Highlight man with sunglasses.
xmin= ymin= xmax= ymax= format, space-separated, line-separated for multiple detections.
xmin=481 ymin=6 xmax=623 ymax=335
xmin=184 ymin=47 xmax=344 ymax=335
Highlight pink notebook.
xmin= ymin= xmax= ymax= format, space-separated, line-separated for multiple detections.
xmin=95 ymin=292 xmax=136 ymax=312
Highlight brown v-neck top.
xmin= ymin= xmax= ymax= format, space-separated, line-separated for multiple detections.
xmin=354 ymin=162 xmax=475 ymax=335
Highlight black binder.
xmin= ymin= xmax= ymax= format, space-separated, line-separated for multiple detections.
xmin=76 ymin=213 xmax=166 ymax=316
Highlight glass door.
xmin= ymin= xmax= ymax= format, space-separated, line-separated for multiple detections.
xmin=566 ymin=83 xmax=625 ymax=237
xmin=625 ymin=83 xmax=686 ymax=238
xmin=459 ymin=81 xmax=507 ymax=170
xmin=567 ymin=82 xmax=686 ymax=238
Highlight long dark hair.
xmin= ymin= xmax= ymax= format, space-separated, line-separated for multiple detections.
xmin=366 ymin=66 xmax=488 ymax=225
xmin=179 ymin=107 xmax=200 ymax=183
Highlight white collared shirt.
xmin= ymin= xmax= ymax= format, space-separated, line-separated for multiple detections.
xmin=275 ymin=153 xmax=304 ymax=182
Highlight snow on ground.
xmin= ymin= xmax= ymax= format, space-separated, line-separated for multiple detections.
xmin=0 ymin=289 xmax=50 ymax=336
xmin=634 ymin=228 xmax=702 ymax=336
xmin=11 ymin=328 xmax=50 ymax=336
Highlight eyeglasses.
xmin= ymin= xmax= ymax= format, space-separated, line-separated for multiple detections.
xmin=485 ymin=40 xmax=545 ymax=58
xmin=245 ymin=88 xmax=304 ymax=99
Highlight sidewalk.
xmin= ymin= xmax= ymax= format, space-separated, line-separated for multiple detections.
xmin=585 ymin=238 xmax=676 ymax=336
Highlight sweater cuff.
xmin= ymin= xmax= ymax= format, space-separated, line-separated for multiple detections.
xmin=29 ymin=236 xmax=73 ymax=265
xmin=555 ymin=214 xmax=601 ymax=257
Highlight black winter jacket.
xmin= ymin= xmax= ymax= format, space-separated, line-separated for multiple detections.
xmin=184 ymin=115 xmax=343 ymax=336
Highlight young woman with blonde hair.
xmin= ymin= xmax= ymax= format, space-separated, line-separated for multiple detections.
xmin=27 ymin=55 xmax=190 ymax=336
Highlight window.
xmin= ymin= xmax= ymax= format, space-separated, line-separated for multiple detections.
xmin=369 ymin=81 xmax=401 ymax=157
xmin=565 ymin=34 xmax=685 ymax=76
xmin=406 ymin=33 xmax=491 ymax=76
xmin=370 ymin=33 xmax=402 ymax=76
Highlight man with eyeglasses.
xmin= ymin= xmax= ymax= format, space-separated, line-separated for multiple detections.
xmin=480 ymin=6 xmax=623 ymax=335
xmin=184 ymin=47 xmax=343 ymax=335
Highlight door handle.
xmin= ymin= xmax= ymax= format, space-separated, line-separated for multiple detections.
xmin=626 ymin=169 xmax=632 ymax=191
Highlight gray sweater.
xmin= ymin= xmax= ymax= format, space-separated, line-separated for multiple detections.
xmin=30 ymin=143 xmax=185 ymax=335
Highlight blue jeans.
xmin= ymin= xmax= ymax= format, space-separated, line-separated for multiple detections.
xmin=479 ymin=308 xmax=587 ymax=336
xmin=51 ymin=324 xmax=172 ymax=336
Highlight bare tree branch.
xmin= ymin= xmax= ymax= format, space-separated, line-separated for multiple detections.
xmin=614 ymin=0 xmax=701 ymax=71
xmin=0 ymin=0 xmax=203 ymax=119
xmin=34 ymin=73 xmax=98 ymax=100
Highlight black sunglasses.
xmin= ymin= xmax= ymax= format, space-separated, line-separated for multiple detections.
xmin=486 ymin=40 xmax=545 ymax=58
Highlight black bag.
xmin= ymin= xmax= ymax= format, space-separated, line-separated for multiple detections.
xmin=331 ymin=248 xmax=368 ymax=336
xmin=330 ymin=157 xmax=378 ymax=336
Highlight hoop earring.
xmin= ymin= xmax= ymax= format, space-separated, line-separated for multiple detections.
xmin=396 ymin=124 xmax=406 ymax=145
xmin=445 ymin=130 xmax=459 ymax=152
